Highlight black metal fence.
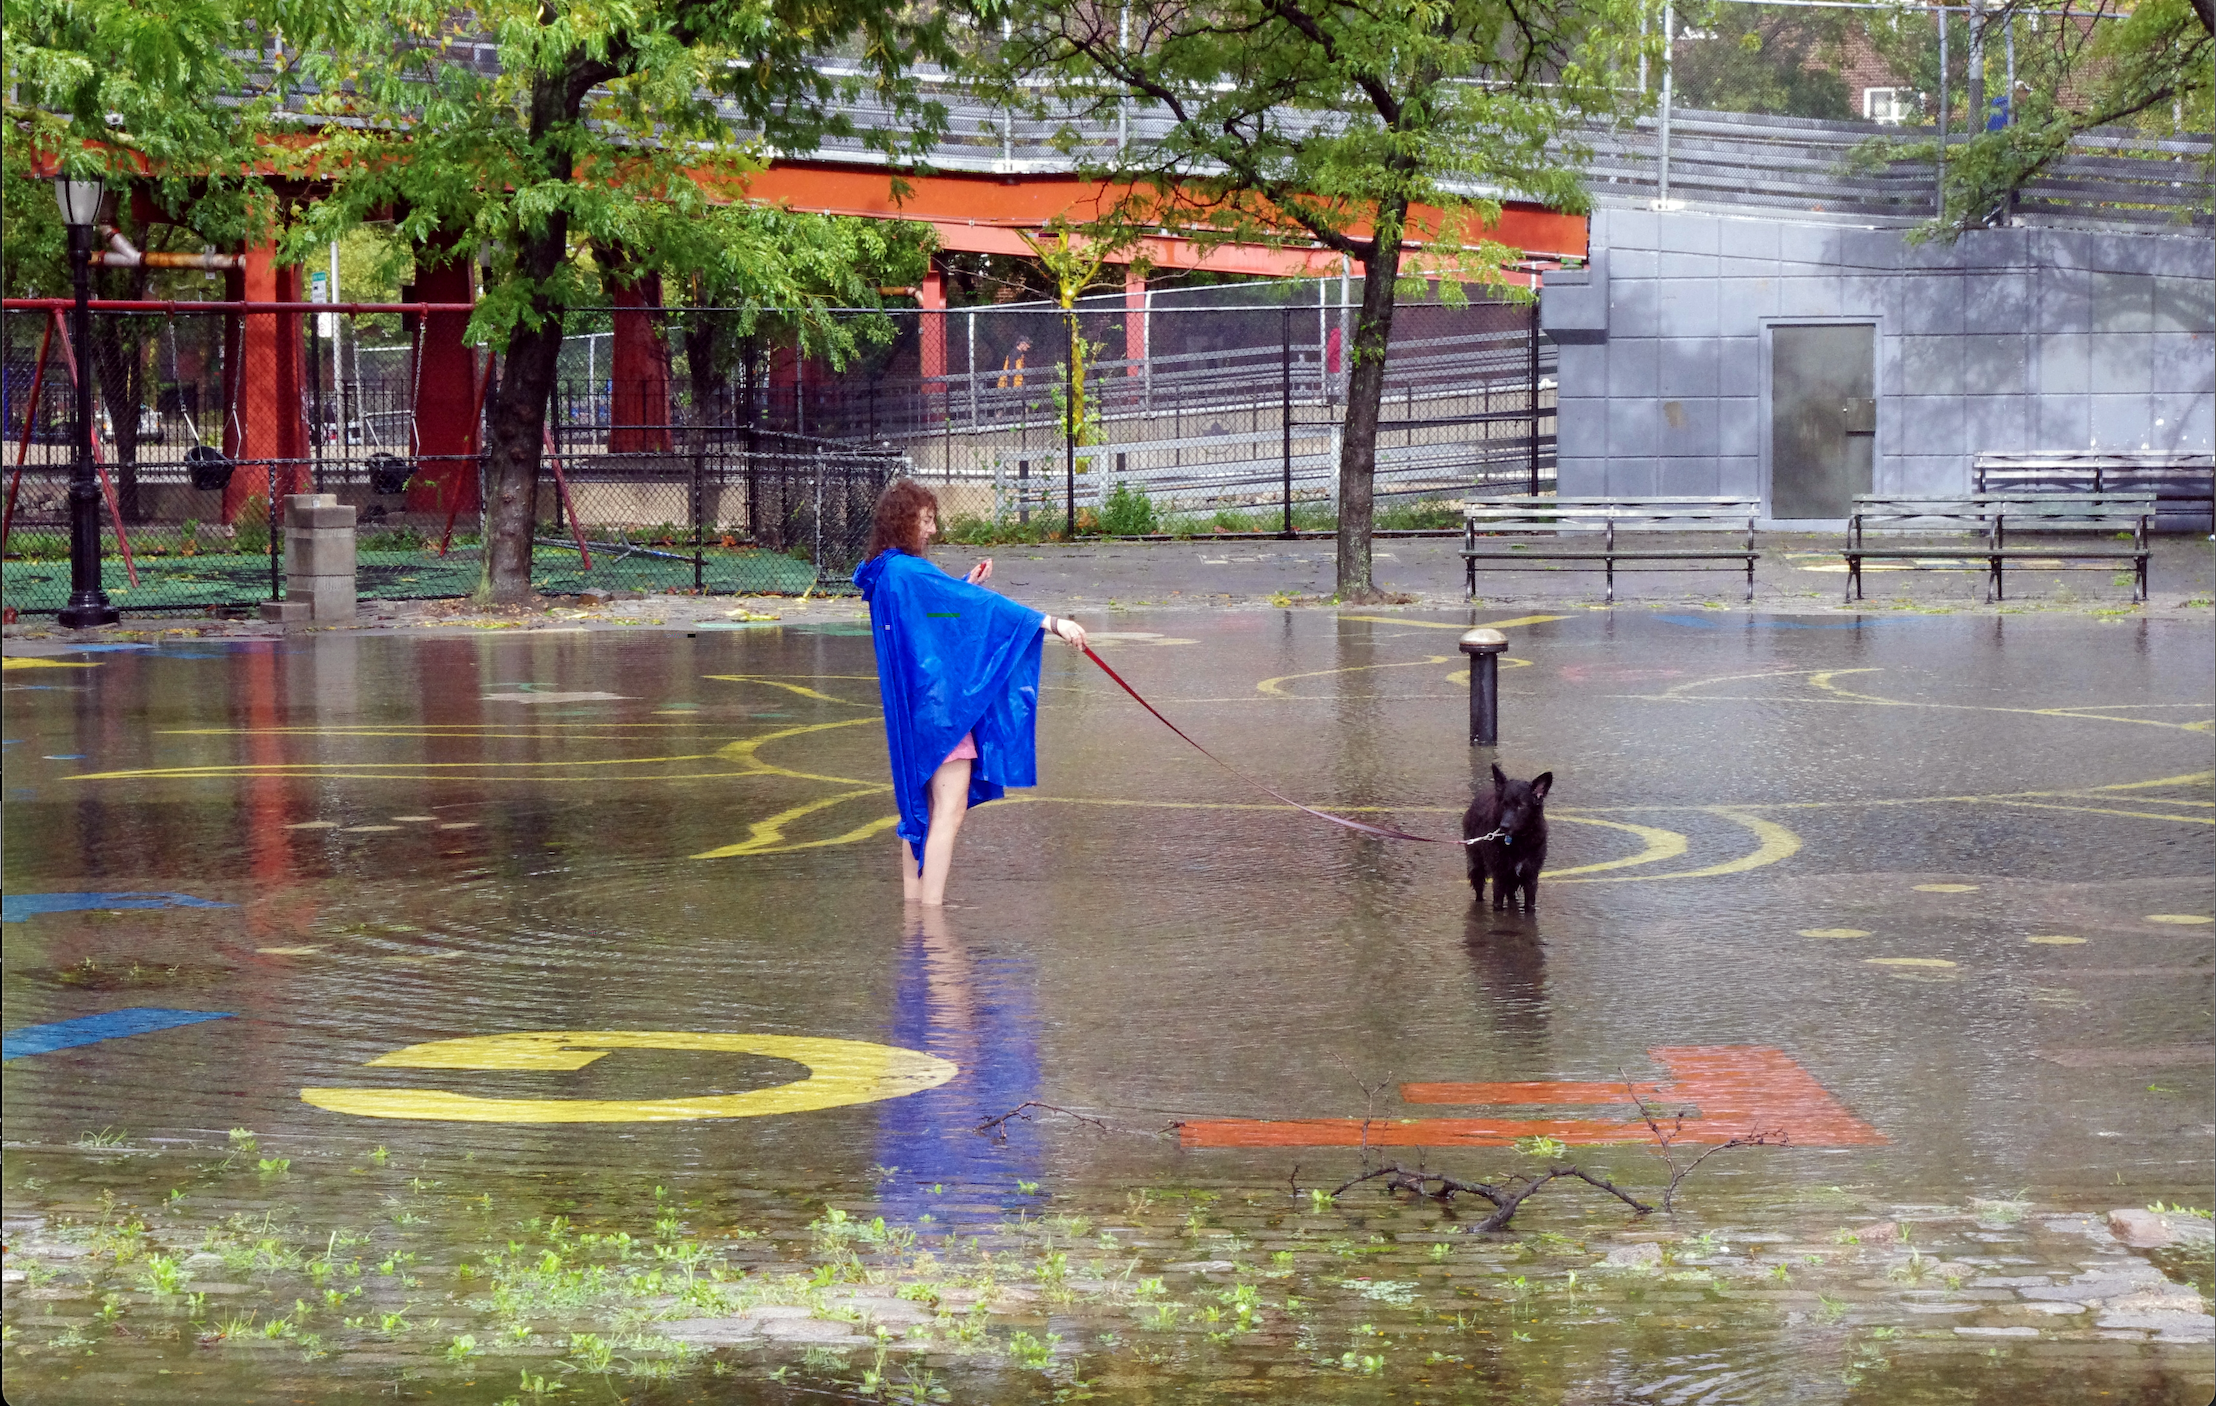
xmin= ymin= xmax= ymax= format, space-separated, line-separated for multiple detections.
xmin=2 ymin=286 xmax=1554 ymax=613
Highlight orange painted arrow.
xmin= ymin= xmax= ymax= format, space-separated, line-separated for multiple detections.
xmin=1178 ymin=1046 xmax=1885 ymax=1149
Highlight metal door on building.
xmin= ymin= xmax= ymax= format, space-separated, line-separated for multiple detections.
xmin=1769 ymin=324 xmax=1875 ymax=519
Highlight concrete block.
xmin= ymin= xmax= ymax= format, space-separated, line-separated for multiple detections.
xmin=1896 ymin=396 xmax=1967 ymax=456
xmin=2032 ymin=394 xmax=2090 ymax=449
xmin=1610 ymin=207 xmax=1660 ymax=250
xmin=1657 ymin=459 xmax=1721 ymax=495
xmin=1608 ymin=396 xmax=1660 ymax=456
xmin=1718 ymin=397 xmax=1760 ymax=457
xmin=1607 ymin=340 xmax=1660 ymax=397
xmin=2036 ymin=334 xmax=2091 ymax=395
xmin=2152 ymin=276 xmax=2216 ymax=335
xmin=1657 ymin=277 xmax=1720 ymax=338
xmin=1716 ymin=276 xmax=1778 ymax=329
xmin=1608 ymin=279 xmax=1660 ymax=338
xmin=1606 ymin=458 xmax=1660 ymax=496
xmin=1718 ymin=337 xmax=1760 ymax=392
xmin=2164 ymin=391 xmax=2213 ymax=451
xmin=2091 ymin=272 xmax=2155 ymax=333
xmin=2148 ymin=334 xmax=2212 ymax=395
xmin=284 ymin=528 xmax=357 ymax=577
xmin=1555 ymin=403 xmax=1605 ymax=461
xmin=1838 ymin=275 xmax=1894 ymax=323
xmin=1716 ymin=217 xmax=1780 ymax=263
xmin=1962 ymin=395 xmax=2030 ymax=455
xmin=1657 ymin=338 xmax=1720 ymax=397
xmin=1839 ymin=229 xmax=1903 ymax=272
xmin=1657 ymin=396 xmax=1718 ymax=454
xmin=2033 ymin=265 xmax=2091 ymax=336
xmin=1776 ymin=222 xmax=1835 ymax=266
xmin=1539 ymin=268 xmax=1609 ymax=343
xmin=1893 ymin=454 xmax=1968 ymax=496
xmin=2145 ymin=232 xmax=2216 ymax=280
xmin=292 ymin=503 xmax=357 ymax=531
xmin=1899 ymin=276 xmax=1964 ymax=335
xmin=2085 ymin=232 xmax=2159 ymax=277
xmin=1554 ymin=343 xmax=1606 ymax=395
xmin=259 ymin=599 xmax=312 ymax=624
xmin=2088 ymin=393 xmax=2154 ymax=450
xmin=1718 ymin=455 xmax=1761 ymax=496
xmin=1963 ymin=275 xmax=2031 ymax=335
xmin=1657 ymin=251 xmax=1719 ymax=281
xmin=2088 ymin=334 xmax=2153 ymax=395
xmin=1775 ymin=274 xmax=1841 ymax=317
xmin=1658 ymin=212 xmax=1720 ymax=255
xmin=1899 ymin=336 xmax=1963 ymax=398
xmin=1961 ymin=335 xmax=2028 ymax=396
xmin=287 ymin=574 xmax=357 ymax=623
xmin=1610 ymin=248 xmax=1659 ymax=280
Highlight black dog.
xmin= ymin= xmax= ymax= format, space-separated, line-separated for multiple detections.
xmin=1463 ymin=764 xmax=1552 ymax=911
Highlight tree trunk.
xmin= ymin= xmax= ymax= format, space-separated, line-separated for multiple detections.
xmin=479 ymin=53 xmax=608 ymax=603
xmin=92 ymin=262 xmax=152 ymax=520
xmin=1336 ymin=214 xmax=1406 ymax=603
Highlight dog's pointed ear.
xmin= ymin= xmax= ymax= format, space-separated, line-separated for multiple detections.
xmin=1530 ymin=772 xmax=1552 ymax=800
xmin=1491 ymin=762 xmax=1508 ymax=789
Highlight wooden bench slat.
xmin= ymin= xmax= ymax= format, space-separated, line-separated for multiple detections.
xmin=1841 ymin=491 xmax=2151 ymax=605
xmin=1461 ymin=496 xmax=1758 ymax=603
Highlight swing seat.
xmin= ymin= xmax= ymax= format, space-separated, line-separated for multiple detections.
xmin=185 ymin=445 xmax=234 ymax=491
xmin=367 ymin=452 xmax=413 ymax=496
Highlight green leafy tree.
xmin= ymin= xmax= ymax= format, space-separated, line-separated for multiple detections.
xmin=1671 ymin=4 xmax=1853 ymax=119
xmin=969 ymin=0 xmax=1646 ymax=600
xmin=286 ymin=0 xmax=951 ymax=602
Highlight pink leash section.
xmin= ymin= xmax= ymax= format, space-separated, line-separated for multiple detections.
xmin=1080 ymin=644 xmax=1448 ymax=845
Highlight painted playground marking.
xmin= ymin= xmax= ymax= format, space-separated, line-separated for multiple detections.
xmin=300 ymin=1031 xmax=958 ymax=1123
xmin=3 ymin=1007 xmax=234 ymax=1061
xmin=1178 ymin=1046 xmax=1885 ymax=1149
xmin=1 ymin=892 xmax=233 ymax=924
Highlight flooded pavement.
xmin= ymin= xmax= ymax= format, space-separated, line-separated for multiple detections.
xmin=4 ymin=610 xmax=2212 ymax=1404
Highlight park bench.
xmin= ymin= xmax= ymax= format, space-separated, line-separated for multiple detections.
xmin=1461 ymin=496 xmax=1759 ymax=603
xmin=1841 ymin=493 xmax=2154 ymax=604
xmin=1973 ymin=452 xmax=2213 ymax=533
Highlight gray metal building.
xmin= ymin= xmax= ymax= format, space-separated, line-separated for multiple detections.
xmin=1540 ymin=206 xmax=2215 ymax=521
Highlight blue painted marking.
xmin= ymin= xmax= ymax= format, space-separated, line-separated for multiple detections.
xmin=3 ymin=1007 xmax=234 ymax=1061
xmin=1 ymin=892 xmax=234 ymax=924
xmin=43 ymin=643 xmax=154 ymax=655
xmin=1653 ymin=614 xmax=1942 ymax=631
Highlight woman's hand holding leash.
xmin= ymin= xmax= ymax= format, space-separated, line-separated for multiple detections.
xmin=965 ymin=558 xmax=993 ymax=584
xmin=1042 ymin=615 xmax=1088 ymax=649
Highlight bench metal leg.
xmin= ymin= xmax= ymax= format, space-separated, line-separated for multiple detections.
xmin=1988 ymin=556 xmax=2002 ymax=604
xmin=1745 ymin=555 xmax=1755 ymax=604
xmin=1604 ymin=556 xmax=1615 ymax=605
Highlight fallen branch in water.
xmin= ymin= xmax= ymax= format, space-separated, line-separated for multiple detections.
xmin=1328 ymin=1159 xmax=1655 ymax=1231
xmin=1621 ymin=1069 xmax=1789 ymax=1212
xmin=973 ymin=1102 xmax=1110 ymax=1143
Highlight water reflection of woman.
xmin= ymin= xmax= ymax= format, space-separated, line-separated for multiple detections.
xmin=853 ymin=478 xmax=1086 ymax=907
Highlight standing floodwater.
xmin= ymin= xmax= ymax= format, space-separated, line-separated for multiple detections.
xmin=4 ymin=611 xmax=2211 ymax=1404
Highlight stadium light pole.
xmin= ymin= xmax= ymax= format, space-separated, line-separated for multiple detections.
xmin=54 ymin=174 xmax=119 ymax=629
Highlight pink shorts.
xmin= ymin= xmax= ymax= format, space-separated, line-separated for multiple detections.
xmin=941 ymin=732 xmax=978 ymax=765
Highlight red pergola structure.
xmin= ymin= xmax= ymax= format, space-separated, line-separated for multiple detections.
xmin=17 ymin=159 xmax=1587 ymax=523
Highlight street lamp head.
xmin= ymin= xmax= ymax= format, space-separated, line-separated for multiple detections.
xmin=52 ymin=175 xmax=106 ymax=227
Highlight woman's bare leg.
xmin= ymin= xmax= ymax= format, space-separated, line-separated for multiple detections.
xmin=918 ymin=757 xmax=972 ymax=906
xmin=899 ymin=836 xmax=922 ymax=903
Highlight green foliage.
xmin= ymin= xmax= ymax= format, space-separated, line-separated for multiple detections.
xmin=232 ymin=497 xmax=270 ymax=555
xmin=1671 ymin=4 xmax=1852 ymax=119
xmin=1098 ymin=482 xmax=1159 ymax=536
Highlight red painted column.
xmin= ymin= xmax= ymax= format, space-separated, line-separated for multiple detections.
xmin=222 ymin=246 xmax=308 ymax=522
xmin=407 ymin=255 xmax=480 ymax=515
xmin=1123 ymin=266 xmax=1147 ymax=376
xmin=919 ymin=259 xmax=948 ymax=395
xmin=609 ymin=273 xmax=672 ymax=452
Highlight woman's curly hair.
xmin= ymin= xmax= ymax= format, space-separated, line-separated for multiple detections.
xmin=865 ymin=478 xmax=940 ymax=559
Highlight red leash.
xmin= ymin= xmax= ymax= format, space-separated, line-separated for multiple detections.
xmin=1080 ymin=644 xmax=1447 ymax=845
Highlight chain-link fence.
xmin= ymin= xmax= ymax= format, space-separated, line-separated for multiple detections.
xmin=3 ymin=285 xmax=1553 ymax=614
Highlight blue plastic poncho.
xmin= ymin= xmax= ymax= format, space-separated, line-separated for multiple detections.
xmin=854 ymin=549 xmax=1045 ymax=868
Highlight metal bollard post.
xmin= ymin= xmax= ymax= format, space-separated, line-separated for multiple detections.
xmin=1459 ymin=627 xmax=1508 ymax=746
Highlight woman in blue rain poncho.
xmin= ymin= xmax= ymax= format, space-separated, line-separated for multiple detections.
xmin=853 ymin=479 xmax=1088 ymax=906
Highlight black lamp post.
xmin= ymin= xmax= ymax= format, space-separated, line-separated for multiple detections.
xmin=55 ymin=174 xmax=118 ymax=629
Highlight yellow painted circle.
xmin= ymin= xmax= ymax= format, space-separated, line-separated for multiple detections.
xmin=1865 ymin=957 xmax=1957 ymax=968
xmin=1800 ymin=928 xmax=1871 ymax=939
xmin=2145 ymin=914 xmax=2213 ymax=926
xmin=1913 ymin=883 xmax=1980 ymax=893
xmin=301 ymin=1031 xmax=957 ymax=1123
xmin=2026 ymin=935 xmax=2087 ymax=945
